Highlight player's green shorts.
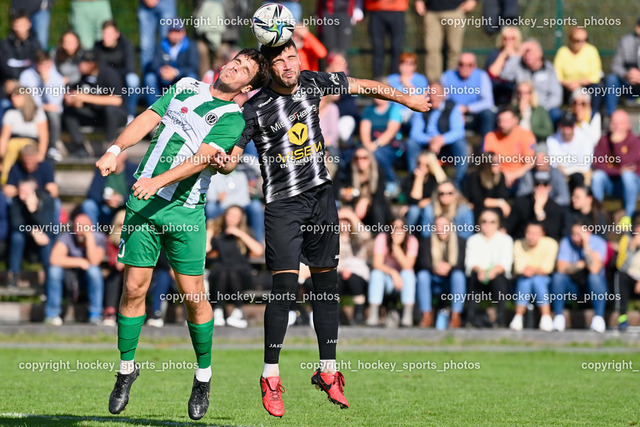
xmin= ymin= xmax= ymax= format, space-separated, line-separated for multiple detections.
xmin=117 ymin=196 xmax=206 ymax=276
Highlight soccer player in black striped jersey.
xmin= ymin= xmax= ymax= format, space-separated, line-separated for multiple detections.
xmin=216 ymin=39 xmax=430 ymax=417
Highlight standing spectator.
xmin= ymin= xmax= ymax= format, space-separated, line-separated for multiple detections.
xmin=364 ymin=0 xmax=408 ymax=78
xmin=570 ymin=186 xmax=608 ymax=237
xmin=420 ymin=180 xmax=475 ymax=240
xmin=52 ymin=30 xmax=84 ymax=86
xmin=463 ymin=152 xmax=510 ymax=222
xmin=388 ymin=52 xmax=429 ymax=124
xmin=62 ymin=50 xmax=127 ymax=157
xmin=571 ymin=89 xmax=601 ymax=149
xmin=93 ymin=20 xmax=140 ymax=121
xmin=615 ymin=217 xmax=640 ymax=331
xmin=415 ymin=0 xmax=477 ymax=82
xmin=44 ymin=213 xmax=106 ymax=325
xmin=10 ymin=0 xmax=55 ymax=50
xmin=8 ymin=178 xmax=54 ymax=288
xmin=367 ymin=217 xmax=418 ymax=327
xmin=193 ymin=0 xmax=226 ymax=79
xmin=0 ymin=12 xmax=41 ymax=85
xmin=509 ymin=222 xmax=558 ymax=332
xmin=69 ymin=0 xmax=113 ymax=49
xmin=554 ymin=27 xmax=603 ymax=111
xmin=144 ymin=23 xmax=199 ymax=106
xmin=513 ymin=81 xmax=553 ymax=144
xmin=317 ymin=0 xmax=363 ymax=55
xmin=138 ymin=0 xmax=177 ymax=76
xmin=102 ymin=209 xmax=125 ymax=326
xmin=605 ymin=18 xmax=640 ymax=117
xmin=405 ymin=151 xmax=446 ymax=228
xmin=515 ymin=147 xmax=571 ymax=207
xmin=441 ymin=52 xmax=495 ymax=138
xmin=483 ymin=105 xmax=536 ymax=191
xmin=546 ymin=111 xmax=593 ymax=191
xmin=500 ymin=39 xmax=563 ymax=123
xmin=407 ymin=82 xmax=467 ymax=186
xmin=591 ymin=109 xmax=640 ymax=221
xmin=416 ymin=215 xmax=466 ymax=328
xmin=19 ymin=50 xmax=64 ymax=160
xmin=551 ymin=221 xmax=608 ymax=333
xmin=486 ymin=26 xmax=521 ymax=105
xmin=292 ymin=25 xmax=327 ymax=72
xmin=465 ymin=209 xmax=513 ymax=327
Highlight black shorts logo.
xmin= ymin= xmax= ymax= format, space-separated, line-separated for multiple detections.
xmin=205 ymin=112 xmax=218 ymax=126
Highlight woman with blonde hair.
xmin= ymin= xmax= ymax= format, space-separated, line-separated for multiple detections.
xmin=570 ymin=89 xmax=601 ymax=148
xmin=512 ymin=81 xmax=553 ymax=143
xmin=405 ymin=150 xmax=447 ymax=227
xmin=486 ymin=26 xmax=522 ymax=104
xmin=420 ymin=180 xmax=475 ymax=240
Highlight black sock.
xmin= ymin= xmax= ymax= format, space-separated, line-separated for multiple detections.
xmin=264 ymin=272 xmax=297 ymax=364
xmin=310 ymin=270 xmax=339 ymax=360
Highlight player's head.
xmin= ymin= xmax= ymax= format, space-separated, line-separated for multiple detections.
xmin=215 ymin=48 xmax=269 ymax=95
xmin=260 ymin=39 xmax=300 ymax=89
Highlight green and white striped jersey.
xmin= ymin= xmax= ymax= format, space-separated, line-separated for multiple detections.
xmin=128 ymin=78 xmax=244 ymax=211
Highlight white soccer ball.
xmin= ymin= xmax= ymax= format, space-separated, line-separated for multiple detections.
xmin=251 ymin=3 xmax=295 ymax=47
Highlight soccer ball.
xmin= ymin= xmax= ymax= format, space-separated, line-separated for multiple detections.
xmin=251 ymin=3 xmax=295 ymax=47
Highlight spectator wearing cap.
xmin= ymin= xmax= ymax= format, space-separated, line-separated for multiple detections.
xmin=506 ymin=170 xmax=568 ymax=241
xmin=546 ymin=111 xmax=593 ymax=191
xmin=482 ymin=105 xmax=536 ymax=192
xmin=144 ymin=21 xmax=199 ymax=106
xmin=605 ymin=18 xmax=640 ymax=116
xmin=551 ymin=220 xmax=608 ymax=333
xmin=509 ymin=222 xmax=558 ymax=332
xmin=441 ymin=52 xmax=496 ymax=138
xmin=591 ymin=109 xmax=640 ymax=220
xmin=515 ymin=146 xmax=571 ymax=207
xmin=62 ymin=49 xmax=127 ymax=157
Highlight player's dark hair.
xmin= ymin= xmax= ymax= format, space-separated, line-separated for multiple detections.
xmin=260 ymin=39 xmax=296 ymax=65
xmin=497 ymin=104 xmax=518 ymax=117
xmin=235 ymin=48 xmax=269 ymax=90
xmin=11 ymin=11 xmax=30 ymax=22
xmin=102 ymin=19 xmax=118 ymax=31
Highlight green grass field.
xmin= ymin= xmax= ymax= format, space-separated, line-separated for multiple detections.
xmin=1 ymin=341 xmax=639 ymax=426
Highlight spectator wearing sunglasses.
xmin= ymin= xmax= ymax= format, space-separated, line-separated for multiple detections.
xmin=570 ymin=89 xmax=601 ymax=149
xmin=420 ymin=181 xmax=475 ymax=240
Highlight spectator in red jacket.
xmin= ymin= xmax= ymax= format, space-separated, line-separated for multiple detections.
xmin=292 ymin=25 xmax=327 ymax=72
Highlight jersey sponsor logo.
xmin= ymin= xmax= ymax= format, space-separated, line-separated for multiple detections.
xmin=287 ymin=123 xmax=308 ymax=146
xmin=269 ymin=104 xmax=318 ymax=133
xmin=291 ymin=90 xmax=306 ymax=101
xmin=181 ymin=106 xmax=188 ymax=114
xmin=166 ymin=109 xmax=194 ymax=133
xmin=204 ymin=112 xmax=218 ymax=126
xmin=329 ymin=73 xmax=340 ymax=85
xmin=258 ymin=97 xmax=273 ymax=108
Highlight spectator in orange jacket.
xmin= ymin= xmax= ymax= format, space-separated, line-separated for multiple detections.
xmin=292 ymin=25 xmax=327 ymax=72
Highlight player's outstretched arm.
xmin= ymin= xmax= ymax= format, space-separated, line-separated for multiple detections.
xmin=347 ymin=77 xmax=431 ymax=112
xmin=213 ymin=145 xmax=245 ymax=175
xmin=96 ymin=109 xmax=162 ymax=176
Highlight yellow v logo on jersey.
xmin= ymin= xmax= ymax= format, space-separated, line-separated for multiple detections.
xmin=288 ymin=123 xmax=308 ymax=146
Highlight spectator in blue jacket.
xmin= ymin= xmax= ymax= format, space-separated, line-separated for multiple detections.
xmin=144 ymin=22 xmax=199 ymax=106
xmin=441 ymin=52 xmax=495 ymax=138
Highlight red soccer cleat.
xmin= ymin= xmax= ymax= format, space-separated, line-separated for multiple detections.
xmin=260 ymin=376 xmax=285 ymax=417
xmin=311 ymin=369 xmax=349 ymax=408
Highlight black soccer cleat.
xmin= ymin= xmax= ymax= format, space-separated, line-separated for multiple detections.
xmin=188 ymin=375 xmax=211 ymax=420
xmin=108 ymin=365 xmax=140 ymax=414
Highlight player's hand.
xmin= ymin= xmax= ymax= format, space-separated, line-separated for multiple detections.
xmin=210 ymin=148 xmax=230 ymax=169
xmin=132 ymin=177 xmax=161 ymax=200
xmin=96 ymin=152 xmax=118 ymax=176
xmin=405 ymin=93 xmax=431 ymax=112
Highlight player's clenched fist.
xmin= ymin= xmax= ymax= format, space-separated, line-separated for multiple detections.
xmin=405 ymin=93 xmax=431 ymax=113
xmin=96 ymin=152 xmax=118 ymax=177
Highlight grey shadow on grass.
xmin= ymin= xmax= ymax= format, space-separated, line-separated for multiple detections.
xmin=0 ymin=414 xmax=246 ymax=427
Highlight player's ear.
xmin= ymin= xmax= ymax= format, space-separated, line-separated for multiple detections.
xmin=240 ymin=85 xmax=252 ymax=94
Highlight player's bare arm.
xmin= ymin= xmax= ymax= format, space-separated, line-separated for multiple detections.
xmin=95 ymin=109 xmax=163 ymax=176
xmin=212 ymin=145 xmax=245 ymax=175
xmin=347 ymin=76 xmax=431 ymax=112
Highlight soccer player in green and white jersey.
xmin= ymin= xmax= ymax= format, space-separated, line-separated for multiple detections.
xmin=95 ymin=48 xmax=268 ymax=421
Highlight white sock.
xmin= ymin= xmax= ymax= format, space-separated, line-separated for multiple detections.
xmin=319 ymin=359 xmax=337 ymax=374
xmin=262 ymin=363 xmax=279 ymax=378
xmin=195 ymin=366 xmax=212 ymax=382
xmin=119 ymin=360 xmax=135 ymax=375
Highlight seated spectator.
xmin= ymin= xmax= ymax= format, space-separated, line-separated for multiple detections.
xmin=93 ymin=20 xmax=139 ymax=121
xmin=208 ymin=206 xmax=263 ymax=328
xmin=509 ymin=222 xmax=559 ymax=331
xmin=570 ymin=186 xmax=608 ymax=237
xmin=359 ymin=90 xmax=403 ymax=193
xmin=405 ymin=151 xmax=446 ymax=228
xmin=0 ymin=191 xmax=7 ymax=268
xmin=0 ymin=12 xmax=41 ymax=86
xmin=102 ymin=209 xmax=125 ymax=326
xmin=463 ymin=152 xmax=510 ymax=222
xmin=554 ymin=27 xmax=603 ymax=111
xmin=367 ymin=217 xmax=417 ymax=327
xmin=421 ymin=180 xmax=475 ymax=240
xmin=144 ymin=22 xmax=199 ymax=106
xmin=605 ymin=18 xmax=640 ymax=117
xmin=339 ymin=147 xmax=392 ymax=230
xmin=441 ymin=52 xmax=495 ymax=138
xmin=571 ymin=89 xmax=601 ymax=149
xmin=591 ymin=109 xmax=640 ymax=220
xmin=615 ymin=216 xmax=640 ymax=331
xmin=546 ymin=111 xmax=592 ymax=191
xmin=19 ymin=50 xmax=65 ymax=161
xmin=337 ymin=208 xmax=372 ymax=325
xmin=388 ymin=52 xmax=429 ymax=124
xmin=416 ymin=216 xmax=466 ymax=328
xmin=465 ymin=209 xmax=513 ymax=327
xmin=407 ymin=82 xmax=467 ymax=187
xmin=82 ymin=150 xmax=136 ymax=226
xmin=515 ymin=147 xmax=571 ymax=206
xmin=8 ymin=177 xmax=54 ymax=288
xmin=551 ymin=220 xmax=607 ymax=333
xmin=53 ymin=30 xmax=84 ymax=86
xmin=513 ymin=81 xmax=553 ymax=143
xmin=44 ymin=212 xmax=106 ymax=325
xmin=486 ymin=26 xmax=522 ymax=105
xmin=292 ymin=24 xmax=327 ymax=72
xmin=4 ymin=143 xmax=58 ymax=200
xmin=500 ymin=39 xmax=562 ymax=123
xmin=0 ymin=87 xmax=48 ymax=183
xmin=62 ymin=50 xmax=127 ymax=157
xmin=506 ymin=171 xmax=568 ymax=241
xmin=483 ymin=105 xmax=536 ymax=191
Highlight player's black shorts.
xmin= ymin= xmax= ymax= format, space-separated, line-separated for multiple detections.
xmin=264 ymin=183 xmax=339 ymax=271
